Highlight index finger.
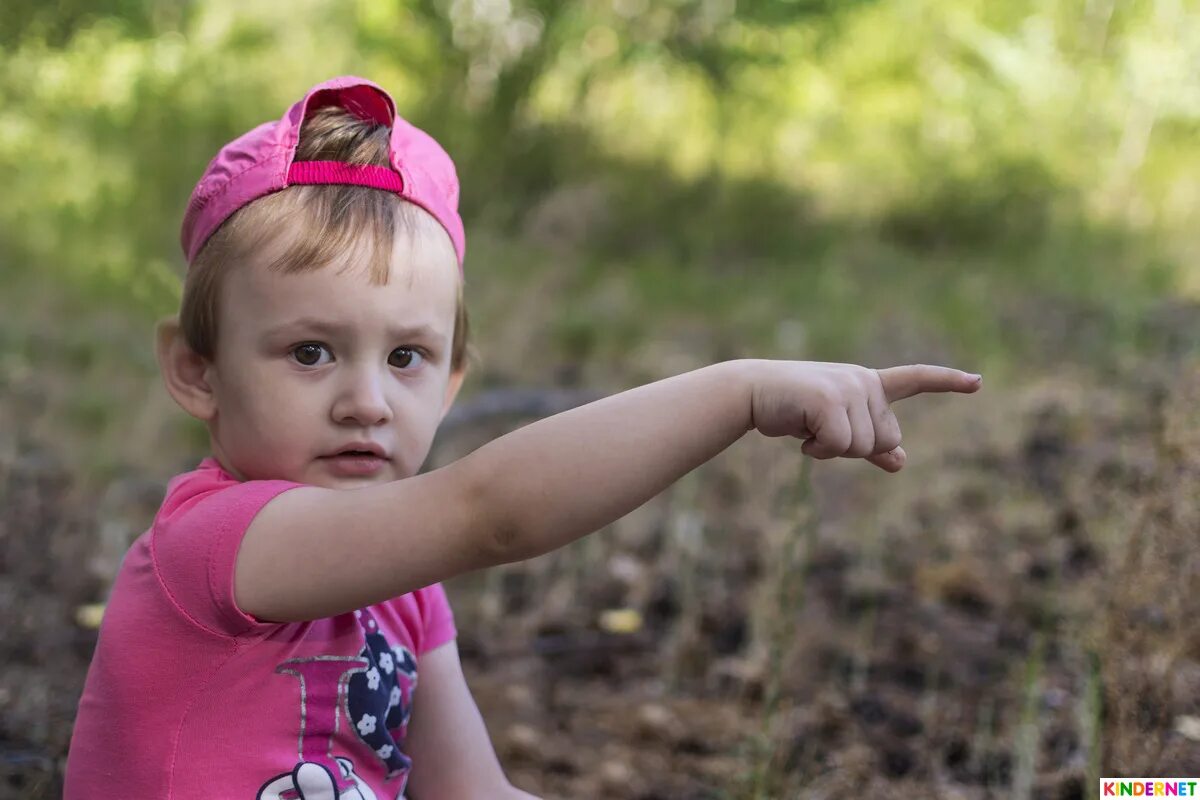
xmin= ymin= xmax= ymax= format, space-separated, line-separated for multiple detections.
xmin=875 ymin=364 xmax=982 ymax=403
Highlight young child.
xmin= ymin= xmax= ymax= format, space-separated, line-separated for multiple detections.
xmin=63 ymin=75 xmax=982 ymax=799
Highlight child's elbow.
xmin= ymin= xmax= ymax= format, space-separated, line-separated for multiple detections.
xmin=457 ymin=457 xmax=533 ymax=566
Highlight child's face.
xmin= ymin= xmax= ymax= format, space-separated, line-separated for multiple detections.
xmin=203 ymin=230 xmax=463 ymax=489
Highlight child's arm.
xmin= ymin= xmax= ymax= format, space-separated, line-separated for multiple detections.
xmin=402 ymin=640 xmax=540 ymax=799
xmin=235 ymin=360 xmax=980 ymax=622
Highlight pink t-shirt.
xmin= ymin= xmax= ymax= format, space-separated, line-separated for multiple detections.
xmin=64 ymin=457 xmax=457 ymax=800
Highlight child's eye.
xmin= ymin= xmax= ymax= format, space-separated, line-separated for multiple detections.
xmin=388 ymin=347 xmax=424 ymax=370
xmin=292 ymin=343 xmax=332 ymax=367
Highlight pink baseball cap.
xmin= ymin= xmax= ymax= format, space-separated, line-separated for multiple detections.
xmin=180 ymin=75 xmax=465 ymax=271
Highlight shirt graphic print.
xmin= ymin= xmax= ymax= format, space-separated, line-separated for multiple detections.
xmin=257 ymin=607 xmax=419 ymax=799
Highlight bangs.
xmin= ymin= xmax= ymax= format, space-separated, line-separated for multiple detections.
xmin=222 ymin=185 xmax=423 ymax=285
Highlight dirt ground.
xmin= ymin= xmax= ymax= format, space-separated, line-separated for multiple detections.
xmin=1 ymin=344 xmax=1197 ymax=799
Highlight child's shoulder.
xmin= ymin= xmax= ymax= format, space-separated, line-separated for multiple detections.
xmin=155 ymin=456 xmax=303 ymax=528
xmin=133 ymin=457 xmax=310 ymax=636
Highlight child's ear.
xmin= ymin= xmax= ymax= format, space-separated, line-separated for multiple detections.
xmin=441 ymin=365 xmax=467 ymax=420
xmin=155 ymin=315 xmax=217 ymax=422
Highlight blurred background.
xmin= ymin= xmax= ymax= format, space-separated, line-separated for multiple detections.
xmin=1 ymin=0 xmax=1197 ymax=797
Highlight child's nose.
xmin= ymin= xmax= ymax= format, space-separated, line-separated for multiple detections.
xmin=331 ymin=369 xmax=393 ymax=426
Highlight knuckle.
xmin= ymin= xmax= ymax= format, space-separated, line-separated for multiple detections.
xmin=829 ymin=381 xmax=856 ymax=405
xmin=877 ymin=432 xmax=902 ymax=453
xmin=839 ymin=370 xmax=865 ymax=390
xmin=813 ymin=383 xmax=841 ymax=406
xmin=850 ymin=436 xmax=875 ymax=458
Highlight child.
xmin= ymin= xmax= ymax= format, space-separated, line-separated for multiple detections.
xmin=63 ymin=76 xmax=981 ymax=799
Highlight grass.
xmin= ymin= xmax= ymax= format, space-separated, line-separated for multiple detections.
xmin=1011 ymin=631 xmax=1045 ymax=800
xmin=744 ymin=457 xmax=815 ymax=800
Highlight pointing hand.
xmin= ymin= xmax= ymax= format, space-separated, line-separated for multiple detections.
xmin=746 ymin=360 xmax=983 ymax=472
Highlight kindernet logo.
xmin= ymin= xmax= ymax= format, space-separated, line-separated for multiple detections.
xmin=1100 ymin=779 xmax=1200 ymax=797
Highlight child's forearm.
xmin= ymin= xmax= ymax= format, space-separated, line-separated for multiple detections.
xmin=464 ymin=360 xmax=752 ymax=562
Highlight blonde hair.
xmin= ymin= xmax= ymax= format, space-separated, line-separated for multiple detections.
xmin=180 ymin=106 xmax=471 ymax=372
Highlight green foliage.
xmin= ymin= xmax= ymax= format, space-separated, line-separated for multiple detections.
xmin=0 ymin=0 xmax=170 ymax=47
xmin=0 ymin=0 xmax=1194 ymax=359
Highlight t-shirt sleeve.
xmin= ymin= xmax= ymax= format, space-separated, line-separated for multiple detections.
xmin=152 ymin=478 xmax=306 ymax=638
xmin=417 ymin=582 xmax=457 ymax=654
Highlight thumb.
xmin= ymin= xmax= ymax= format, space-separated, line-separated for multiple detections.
xmin=866 ymin=446 xmax=907 ymax=472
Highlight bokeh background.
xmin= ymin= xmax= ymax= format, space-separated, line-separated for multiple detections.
xmin=1 ymin=1 xmax=1198 ymax=797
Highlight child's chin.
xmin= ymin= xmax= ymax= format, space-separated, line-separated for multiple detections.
xmin=320 ymin=473 xmax=389 ymax=488
xmin=313 ymin=466 xmax=401 ymax=489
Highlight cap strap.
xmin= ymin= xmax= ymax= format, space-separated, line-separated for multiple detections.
xmin=287 ymin=161 xmax=404 ymax=193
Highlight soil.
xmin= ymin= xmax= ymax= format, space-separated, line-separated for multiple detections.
xmin=1 ymin=351 xmax=1197 ymax=799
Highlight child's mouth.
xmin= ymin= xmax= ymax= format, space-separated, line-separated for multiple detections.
xmin=320 ymin=452 xmax=389 ymax=477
